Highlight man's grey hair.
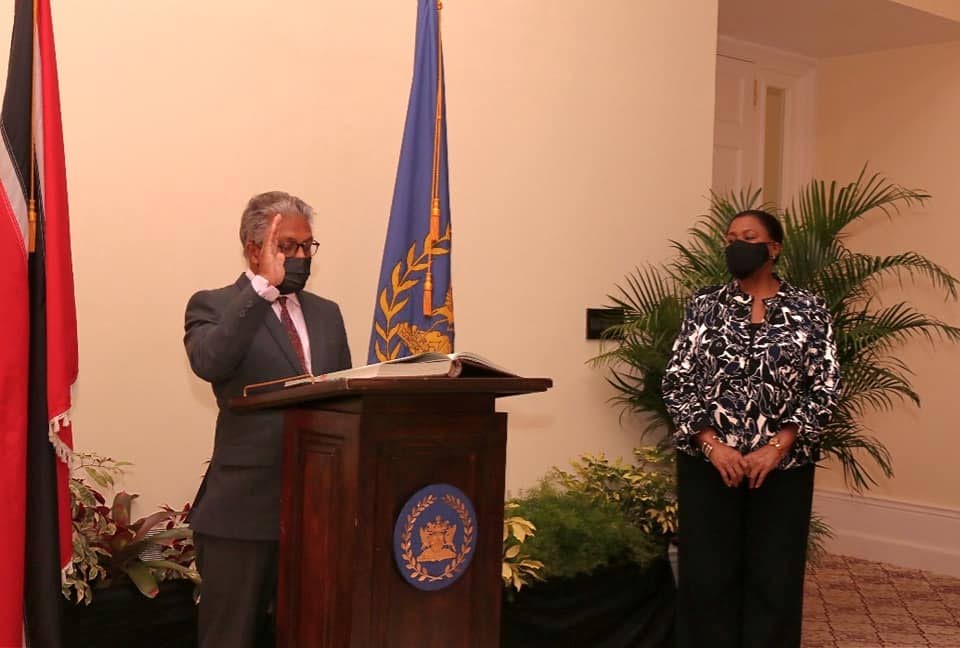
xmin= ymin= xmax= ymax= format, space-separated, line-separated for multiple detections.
xmin=239 ymin=191 xmax=315 ymax=246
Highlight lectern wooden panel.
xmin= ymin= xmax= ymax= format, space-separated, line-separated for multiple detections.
xmin=230 ymin=377 xmax=551 ymax=648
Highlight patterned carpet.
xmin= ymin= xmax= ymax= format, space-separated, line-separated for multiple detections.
xmin=804 ymin=554 xmax=960 ymax=647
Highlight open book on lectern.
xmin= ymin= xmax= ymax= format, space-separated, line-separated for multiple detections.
xmin=242 ymin=352 xmax=517 ymax=396
xmin=286 ymin=351 xmax=516 ymax=385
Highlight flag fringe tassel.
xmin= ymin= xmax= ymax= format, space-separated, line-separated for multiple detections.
xmin=47 ymin=409 xmax=72 ymax=464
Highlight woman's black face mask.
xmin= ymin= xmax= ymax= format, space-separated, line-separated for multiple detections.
xmin=725 ymin=240 xmax=773 ymax=279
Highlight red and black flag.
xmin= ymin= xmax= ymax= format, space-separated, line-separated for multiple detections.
xmin=0 ymin=0 xmax=78 ymax=644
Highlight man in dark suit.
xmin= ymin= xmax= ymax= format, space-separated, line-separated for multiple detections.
xmin=183 ymin=191 xmax=351 ymax=648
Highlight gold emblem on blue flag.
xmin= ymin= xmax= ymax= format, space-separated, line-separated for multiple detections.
xmin=373 ymin=230 xmax=453 ymax=360
xmin=368 ymin=0 xmax=454 ymax=363
xmin=394 ymin=484 xmax=477 ymax=591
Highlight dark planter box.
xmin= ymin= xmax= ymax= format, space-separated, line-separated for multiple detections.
xmin=62 ymin=579 xmax=197 ymax=648
xmin=501 ymin=556 xmax=675 ymax=648
xmin=61 ymin=561 xmax=673 ymax=646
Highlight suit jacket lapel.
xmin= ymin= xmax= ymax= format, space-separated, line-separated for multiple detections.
xmin=263 ymin=313 xmax=306 ymax=375
xmin=237 ymin=274 xmax=305 ymax=375
xmin=299 ymin=293 xmax=325 ymax=374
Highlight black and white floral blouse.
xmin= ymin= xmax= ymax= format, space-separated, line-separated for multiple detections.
xmin=661 ymin=279 xmax=840 ymax=470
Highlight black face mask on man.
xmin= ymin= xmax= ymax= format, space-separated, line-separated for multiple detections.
xmin=725 ymin=240 xmax=772 ymax=279
xmin=277 ymin=257 xmax=311 ymax=294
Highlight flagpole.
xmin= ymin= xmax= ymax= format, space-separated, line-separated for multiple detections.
xmin=27 ymin=0 xmax=38 ymax=253
xmin=430 ymin=0 xmax=444 ymax=240
xmin=423 ymin=0 xmax=444 ymax=316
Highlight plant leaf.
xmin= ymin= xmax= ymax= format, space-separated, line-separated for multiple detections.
xmin=124 ymin=562 xmax=159 ymax=598
xmin=112 ymin=492 xmax=137 ymax=528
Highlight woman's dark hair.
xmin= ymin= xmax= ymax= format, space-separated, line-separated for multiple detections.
xmin=730 ymin=209 xmax=784 ymax=243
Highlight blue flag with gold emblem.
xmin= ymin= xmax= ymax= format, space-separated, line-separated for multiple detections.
xmin=368 ymin=0 xmax=453 ymax=364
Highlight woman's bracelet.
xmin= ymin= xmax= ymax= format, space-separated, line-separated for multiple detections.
xmin=701 ymin=433 xmax=721 ymax=459
xmin=702 ymin=440 xmax=713 ymax=458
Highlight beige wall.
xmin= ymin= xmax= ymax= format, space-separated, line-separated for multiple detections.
xmin=0 ymin=1 xmax=720 ymax=513
xmin=815 ymin=40 xmax=960 ymax=508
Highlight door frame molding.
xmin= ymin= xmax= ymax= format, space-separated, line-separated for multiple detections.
xmin=717 ymin=36 xmax=817 ymax=206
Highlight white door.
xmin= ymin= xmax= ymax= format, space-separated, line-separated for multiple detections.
xmin=712 ymin=55 xmax=760 ymax=198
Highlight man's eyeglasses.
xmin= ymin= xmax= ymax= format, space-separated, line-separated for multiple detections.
xmin=277 ymin=239 xmax=320 ymax=257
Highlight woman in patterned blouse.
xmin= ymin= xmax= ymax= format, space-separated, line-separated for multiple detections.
xmin=662 ymin=210 xmax=840 ymax=648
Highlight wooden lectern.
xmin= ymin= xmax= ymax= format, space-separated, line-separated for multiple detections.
xmin=230 ymin=376 xmax=551 ymax=647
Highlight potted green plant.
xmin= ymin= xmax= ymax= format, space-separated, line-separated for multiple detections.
xmin=61 ymin=452 xmax=199 ymax=648
xmin=500 ymin=474 xmax=673 ymax=647
xmin=555 ymin=447 xmax=678 ymax=580
xmin=501 ymin=504 xmax=545 ymax=595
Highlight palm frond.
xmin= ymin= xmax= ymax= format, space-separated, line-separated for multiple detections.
xmin=786 ymin=166 xmax=929 ymax=243
xmin=819 ymin=416 xmax=893 ymax=491
xmin=839 ymin=302 xmax=960 ymax=359
xmin=605 ymin=370 xmax=673 ymax=438
xmin=670 ymin=189 xmax=766 ymax=288
xmin=837 ymin=356 xmax=919 ymax=417
xmin=807 ymin=513 xmax=835 ymax=566
xmin=816 ymin=251 xmax=959 ymax=309
xmin=607 ymin=266 xmax=684 ymax=323
xmin=709 ymin=186 xmax=768 ymax=221
xmin=779 ymin=228 xmax=845 ymax=290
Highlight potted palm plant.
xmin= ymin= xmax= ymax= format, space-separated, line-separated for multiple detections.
xmin=594 ymin=167 xmax=959 ymax=493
